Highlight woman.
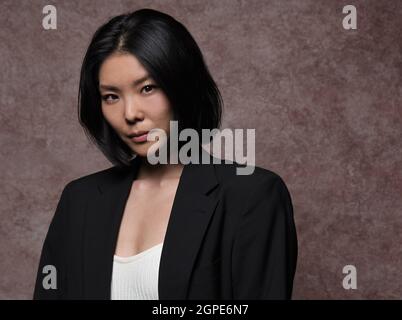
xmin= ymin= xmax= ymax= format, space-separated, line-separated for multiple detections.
xmin=33 ymin=8 xmax=297 ymax=300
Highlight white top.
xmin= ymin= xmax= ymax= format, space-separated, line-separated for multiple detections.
xmin=111 ymin=242 xmax=163 ymax=300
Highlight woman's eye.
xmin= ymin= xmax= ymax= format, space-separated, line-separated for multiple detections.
xmin=102 ymin=94 xmax=118 ymax=104
xmin=141 ymin=85 xmax=157 ymax=94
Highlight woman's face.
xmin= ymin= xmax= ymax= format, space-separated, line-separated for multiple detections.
xmin=99 ymin=52 xmax=173 ymax=158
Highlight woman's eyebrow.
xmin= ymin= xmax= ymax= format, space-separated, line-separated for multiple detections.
xmin=133 ymin=75 xmax=152 ymax=86
xmin=99 ymin=75 xmax=152 ymax=91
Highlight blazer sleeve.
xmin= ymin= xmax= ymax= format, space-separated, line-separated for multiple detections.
xmin=33 ymin=183 xmax=71 ymax=300
xmin=231 ymin=174 xmax=298 ymax=299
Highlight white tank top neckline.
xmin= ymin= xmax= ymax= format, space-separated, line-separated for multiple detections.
xmin=111 ymin=242 xmax=164 ymax=300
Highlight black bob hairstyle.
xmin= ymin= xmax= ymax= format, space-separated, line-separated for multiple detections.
xmin=78 ymin=8 xmax=223 ymax=168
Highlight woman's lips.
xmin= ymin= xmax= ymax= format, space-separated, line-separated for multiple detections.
xmin=130 ymin=132 xmax=148 ymax=143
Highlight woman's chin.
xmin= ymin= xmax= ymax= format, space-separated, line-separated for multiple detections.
xmin=130 ymin=144 xmax=156 ymax=159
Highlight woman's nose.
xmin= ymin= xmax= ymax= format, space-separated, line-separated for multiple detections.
xmin=124 ymin=96 xmax=144 ymax=123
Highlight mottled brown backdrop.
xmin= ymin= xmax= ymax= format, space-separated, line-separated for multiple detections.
xmin=1 ymin=0 xmax=401 ymax=299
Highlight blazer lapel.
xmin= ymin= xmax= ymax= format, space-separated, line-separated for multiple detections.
xmin=158 ymin=152 xmax=220 ymax=299
xmin=82 ymin=157 xmax=140 ymax=299
xmin=82 ymin=149 xmax=220 ymax=299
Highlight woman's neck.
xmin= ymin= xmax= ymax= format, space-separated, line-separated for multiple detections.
xmin=136 ymin=156 xmax=184 ymax=183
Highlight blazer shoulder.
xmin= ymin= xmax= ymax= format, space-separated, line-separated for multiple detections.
xmin=213 ymin=160 xmax=289 ymax=191
xmin=63 ymin=165 xmax=128 ymax=194
xmin=213 ymin=161 xmax=294 ymax=222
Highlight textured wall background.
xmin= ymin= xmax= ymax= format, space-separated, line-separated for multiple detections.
xmin=1 ymin=0 xmax=401 ymax=299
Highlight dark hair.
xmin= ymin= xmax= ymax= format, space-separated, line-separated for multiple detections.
xmin=78 ymin=8 xmax=223 ymax=167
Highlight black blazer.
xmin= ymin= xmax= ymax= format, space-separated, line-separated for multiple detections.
xmin=33 ymin=151 xmax=298 ymax=300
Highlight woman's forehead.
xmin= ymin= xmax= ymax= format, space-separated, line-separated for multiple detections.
xmin=99 ymin=53 xmax=151 ymax=87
